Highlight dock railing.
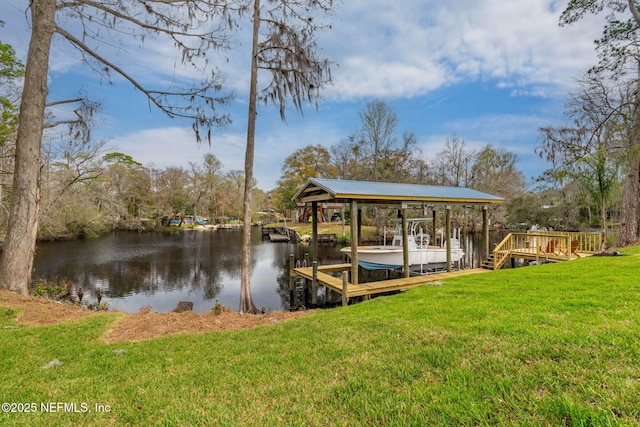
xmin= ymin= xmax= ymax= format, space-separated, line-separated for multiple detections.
xmin=492 ymin=231 xmax=603 ymax=270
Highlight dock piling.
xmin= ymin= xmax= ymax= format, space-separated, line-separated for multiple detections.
xmin=311 ymin=261 xmax=318 ymax=305
xmin=341 ymin=271 xmax=348 ymax=306
xmin=288 ymin=254 xmax=295 ymax=292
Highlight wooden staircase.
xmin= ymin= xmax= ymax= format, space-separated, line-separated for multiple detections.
xmin=481 ymin=253 xmax=495 ymax=270
xmin=488 ymin=231 xmax=602 ymax=270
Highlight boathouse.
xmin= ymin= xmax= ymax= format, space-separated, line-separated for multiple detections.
xmin=291 ymin=178 xmax=504 ymax=303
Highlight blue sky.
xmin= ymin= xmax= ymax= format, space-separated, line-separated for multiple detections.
xmin=1 ymin=0 xmax=605 ymax=190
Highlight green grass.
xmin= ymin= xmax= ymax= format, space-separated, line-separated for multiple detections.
xmin=2 ymin=249 xmax=640 ymax=425
xmin=286 ymin=222 xmax=379 ymax=242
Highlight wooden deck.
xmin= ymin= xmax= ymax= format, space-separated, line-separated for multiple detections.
xmin=497 ymin=247 xmax=588 ymax=263
xmin=268 ymin=233 xmax=291 ymax=242
xmin=491 ymin=231 xmax=601 ymax=269
xmin=292 ymin=264 xmax=489 ymax=301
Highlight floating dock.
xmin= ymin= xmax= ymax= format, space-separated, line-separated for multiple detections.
xmin=268 ymin=232 xmax=291 ymax=242
xmin=263 ymin=226 xmax=299 ymax=242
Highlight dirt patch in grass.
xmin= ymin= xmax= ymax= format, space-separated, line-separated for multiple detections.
xmin=0 ymin=289 xmax=312 ymax=343
xmin=103 ymin=308 xmax=311 ymax=343
xmin=0 ymin=289 xmax=100 ymax=325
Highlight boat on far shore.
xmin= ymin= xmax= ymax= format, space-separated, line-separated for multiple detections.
xmin=341 ymin=218 xmax=464 ymax=272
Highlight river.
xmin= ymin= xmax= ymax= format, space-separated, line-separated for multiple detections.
xmin=33 ymin=228 xmax=343 ymax=313
xmin=33 ymin=227 xmax=497 ymax=313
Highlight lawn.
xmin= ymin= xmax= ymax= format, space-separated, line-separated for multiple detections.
xmin=1 ymin=249 xmax=639 ymax=425
xmin=284 ymin=222 xmax=379 ymax=242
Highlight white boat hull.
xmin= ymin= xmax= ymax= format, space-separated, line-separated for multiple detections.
xmin=341 ymin=245 xmax=464 ymax=270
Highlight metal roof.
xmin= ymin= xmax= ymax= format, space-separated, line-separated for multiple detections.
xmin=293 ymin=178 xmax=504 ymax=205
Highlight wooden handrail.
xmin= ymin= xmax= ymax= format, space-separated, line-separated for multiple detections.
xmin=492 ymin=232 xmax=514 ymax=270
xmin=526 ymin=230 xmax=602 ymax=254
xmin=491 ymin=231 xmax=603 ymax=270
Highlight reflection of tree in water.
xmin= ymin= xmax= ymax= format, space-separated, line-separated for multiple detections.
xmin=271 ymin=240 xmax=344 ymax=309
xmin=34 ymin=229 xmax=268 ymax=303
xmin=33 ymin=229 xmax=347 ymax=309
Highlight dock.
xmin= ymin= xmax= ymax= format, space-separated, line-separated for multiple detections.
xmin=268 ymin=233 xmax=291 ymax=242
xmin=317 ymin=233 xmax=337 ymax=243
xmin=263 ymin=226 xmax=299 ymax=242
xmin=291 ymin=262 xmax=489 ymax=305
xmin=490 ymin=231 xmax=602 ymax=270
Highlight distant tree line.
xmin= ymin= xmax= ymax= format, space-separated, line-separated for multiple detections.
xmin=1 ymin=135 xmax=267 ymax=240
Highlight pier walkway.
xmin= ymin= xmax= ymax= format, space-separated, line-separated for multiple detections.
xmin=291 ymin=263 xmax=489 ymax=305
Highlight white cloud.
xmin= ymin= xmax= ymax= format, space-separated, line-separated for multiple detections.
xmin=106 ymin=116 xmax=344 ymax=191
xmin=110 ymin=127 xmax=247 ymax=173
xmin=3 ymin=1 xmax=604 ymax=102
xmin=320 ymin=0 xmax=602 ymax=99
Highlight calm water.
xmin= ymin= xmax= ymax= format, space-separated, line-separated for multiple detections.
xmin=33 ymin=228 xmax=343 ymax=313
xmin=33 ymin=228 xmax=499 ymax=313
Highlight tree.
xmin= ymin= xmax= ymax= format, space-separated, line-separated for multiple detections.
xmin=538 ymin=73 xmax=625 ymax=243
xmin=431 ymin=136 xmax=474 ymax=187
xmin=38 ymin=137 xmax=109 ymax=238
xmin=0 ymin=1 xmax=240 ymax=294
xmin=560 ymin=0 xmax=640 ymax=245
xmin=470 ymin=145 xmax=526 ymax=198
xmin=155 ymin=167 xmax=191 ymax=217
xmin=182 ymin=153 xmax=224 ymax=222
xmin=356 ymin=99 xmax=398 ymax=181
xmin=200 ymin=153 xmax=223 ymax=220
xmin=101 ymin=152 xmax=149 ymax=223
xmin=330 ymin=137 xmax=364 ymax=180
xmin=0 ymin=39 xmax=25 ymax=232
xmin=330 ymin=102 xmax=420 ymax=183
xmin=0 ymin=40 xmax=24 ymax=147
xmin=240 ymin=0 xmax=334 ymax=313
xmin=469 ymin=145 xmax=526 ymax=225
xmin=506 ymin=193 xmax=548 ymax=229
xmin=227 ymin=169 xmax=246 ymax=220
xmin=380 ymin=131 xmax=419 ymax=183
xmin=273 ymin=144 xmax=334 ymax=213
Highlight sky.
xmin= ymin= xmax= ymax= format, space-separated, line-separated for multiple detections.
xmin=0 ymin=0 xmax=607 ymax=191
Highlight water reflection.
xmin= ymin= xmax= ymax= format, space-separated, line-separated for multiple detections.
xmin=33 ymin=228 xmax=500 ymax=313
xmin=33 ymin=229 xmax=343 ymax=313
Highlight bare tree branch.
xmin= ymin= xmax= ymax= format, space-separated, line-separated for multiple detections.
xmin=55 ymin=25 xmax=232 ymax=141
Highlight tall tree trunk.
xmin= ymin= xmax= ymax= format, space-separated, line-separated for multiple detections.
xmin=619 ymin=60 xmax=640 ymax=247
xmin=0 ymin=0 xmax=55 ymax=294
xmin=621 ymin=0 xmax=640 ymax=246
xmin=600 ymin=193 xmax=607 ymax=252
xmin=619 ymin=155 xmax=640 ymax=245
xmin=239 ymin=0 xmax=260 ymax=314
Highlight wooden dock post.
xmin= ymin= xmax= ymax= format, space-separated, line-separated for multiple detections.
xmin=342 ymin=271 xmax=348 ymax=306
xmin=445 ymin=205 xmax=452 ymax=272
xmin=402 ymin=205 xmax=410 ymax=278
xmin=350 ymin=200 xmax=359 ymax=287
xmin=483 ymin=205 xmax=489 ymax=259
xmin=311 ymin=200 xmax=319 ymax=304
xmin=288 ymin=254 xmax=295 ymax=292
xmin=431 ymin=207 xmax=437 ymax=247
xmin=311 ymin=261 xmax=318 ymax=305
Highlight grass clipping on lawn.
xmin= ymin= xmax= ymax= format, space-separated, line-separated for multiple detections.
xmin=0 ymin=289 xmax=310 ymax=342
